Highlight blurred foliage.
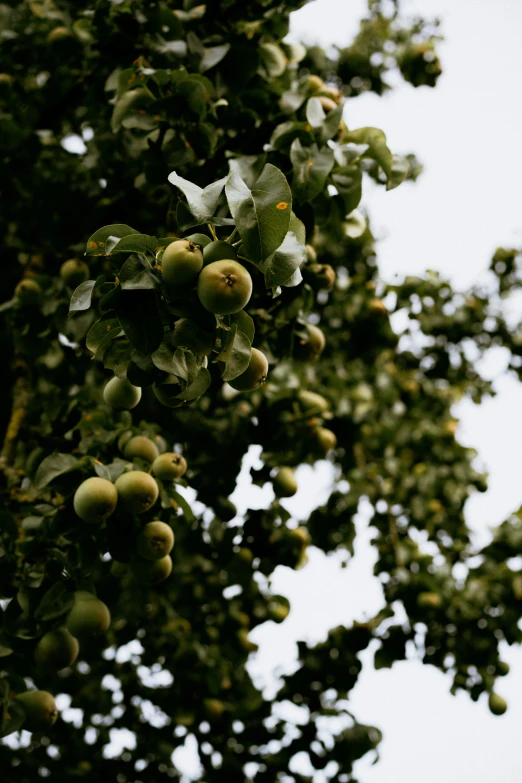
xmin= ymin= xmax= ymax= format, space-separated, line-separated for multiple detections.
xmin=0 ymin=0 xmax=520 ymax=781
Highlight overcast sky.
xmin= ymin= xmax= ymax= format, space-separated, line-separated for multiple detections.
xmin=243 ymin=2 xmax=522 ymax=783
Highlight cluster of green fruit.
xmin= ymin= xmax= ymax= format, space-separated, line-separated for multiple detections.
xmin=73 ymin=433 xmax=184 ymax=585
xmin=12 ymin=258 xmax=90 ymax=309
xmin=15 ymin=591 xmax=110 ymax=733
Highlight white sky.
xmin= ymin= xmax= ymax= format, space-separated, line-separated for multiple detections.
xmin=244 ymin=3 xmax=522 ymax=783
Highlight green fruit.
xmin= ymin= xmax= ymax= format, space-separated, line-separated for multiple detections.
xmin=203 ymin=698 xmax=225 ymax=719
xmin=151 ymin=452 xmax=187 ymax=480
xmin=161 ymin=240 xmax=203 ymax=286
xmin=66 ymin=592 xmax=111 ymax=637
xmin=416 ymin=592 xmax=442 ymax=609
xmin=305 ymin=244 xmax=317 ymax=263
xmin=320 ymin=96 xmax=337 ymax=113
xmin=303 ymin=263 xmax=336 ymax=291
xmin=115 ymin=471 xmax=159 ymax=514
xmin=298 ymin=390 xmax=330 ymax=414
xmin=123 ymin=436 xmax=159 ymax=464
xmin=307 ymin=74 xmax=324 ymax=93
xmin=488 ymin=692 xmax=507 ymax=716
xmin=268 ymin=597 xmax=290 ymax=623
xmin=203 ymin=240 xmax=238 ymax=266
xmin=314 ymin=427 xmax=337 ymax=455
xmin=73 ymin=477 xmax=118 ymax=523
xmin=319 ymin=85 xmax=342 ymax=103
xmin=197 ymin=260 xmax=252 ymax=315
xmin=103 ymin=377 xmax=142 ymax=410
xmin=497 ymin=661 xmax=510 ymax=676
xmin=214 ymin=497 xmax=237 ymax=521
xmin=133 ymin=554 xmax=172 ymax=586
xmin=273 ymin=467 xmax=298 ymax=498
xmin=295 ymin=323 xmax=325 ymax=361
xmin=0 ymin=73 xmax=13 ymax=86
xmin=136 ymin=521 xmax=175 ymax=561
xmin=34 ymin=628 xmax=79 ymax=670
xmin=153 ymin=434 xmax=168 ymax=454
xmin=16 ymin=691 xmax=58 ymax=733
xmin=117 ymin=430 xmax=133 ymax=452
xmin=60 ymin=258 xmax=90 ymax=288
xmin=14 ymin=278 xmax=42 ymax=306
xmin=47 ymin=26 xmax=73 ymax=43
xmin=228 ymin=348 xmax=268 ymax=392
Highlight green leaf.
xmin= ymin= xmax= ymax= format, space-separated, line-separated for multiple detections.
xmin=171 ymin=318 xmax=216 ymax=356
xmin=108 ymin=234 xmax=158 ymax=256
xmin=270 ymin=121 xmax=313 ymax=152
xmin=115 ymin=291 xmax=164 ymax=355
xmin=322 ymin=103 xmax=344 ymax=142
xmin=387 ymin=154 xmax=411 ymax=191
xmin=200 ymin=43 xmax=230 ymax=72
xmin=345 ymin=127 xmax=393 ymax=183
xmin=169 ymin=488 xmax=195 ymax=522
xmin=218 ymin=326 xmax=252 ymax=382
xmin=332 ymin=167 xmax=363 ymax=215
xmin=168 ymin=171 xmax=226 ymax=223
xmin=69 ymin=280 xmax=96 ymax=314
xmin=86 ymin=225 xmax=140 ymax=257
xmin=34 ymin=583 xmax=75 ymax=621
xmin=86 ymin=312 xmax=122 ymax=355
xmin=290 ymin=139 xmax=335 ymax=203
xmin=111 ymin=88 xmax=152 ymax=133
xmin=119 ymin=255 xmax=158 ymax=290
xmin=305 ymin=97 xmax=325 ymax=129
xmin=176 ymin=367 xmax=211 ymax=400
xmin=289 ymin=212 xmax=306 ymax=245
xmin=103 ymin=339 xmax=133 ymax=378
xmin=152 ymin=343 xmax=183 ymax=377
xmin=262 ymin=231 xmax=306 ymax=288
xmin=34 ymin=453 xmax=79 ymax=489
xmin=0 ymin=699 xmax=26 ymax=738
xmin=226 ymin=164 xmax=292 ymax=263
xmin=229 ymin=311 xmax=255 ymax=344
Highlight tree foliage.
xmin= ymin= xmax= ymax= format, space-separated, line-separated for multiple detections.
xmin=0 ymin=1 xmax=521 ymax=781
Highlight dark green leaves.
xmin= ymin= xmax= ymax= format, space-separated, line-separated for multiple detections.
xmin=168 ymin=171 xmax=226 ymax=223
xmin=115 ymin=291 xmax=164 ymax=355
xmin=119 ymin=255 xmax=158 ymax=290
xmin=108 ymin=234 xmax=158 ymax=256
xmin=86 ymin=312 xmax=122 ymax=357
xmin=226 ymin=164 xmax=292 ymax=263
xmin=262 ymin=231 xmax=306 ymax=288
xmin=34 ymin=453 xmax=79 ymax=489
xmin=344 ymin=127 xmax=397 ymax=189
xmin=34 ymin=583 xmax=75 ymax=622
xmin=290 ymin=139 xmax=335 ymax=203
xmin=86 ymin=225 xmax=140 ymax=257
xmin=69 ymin=280 xmax=96 ymax=314
xmin=111 ymin=88 xmax=152 ymax=133
xmin=216 ymin=325 xmax=252 ymax=381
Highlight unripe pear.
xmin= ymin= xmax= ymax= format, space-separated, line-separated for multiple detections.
xmin=303 ymin=263 xmax=336 ymax=291
xmin=136 ymin=521 xmax=174 ymax=561
xmin=305 ymin=244 xmax=317 ymax=263
xmin=295 ymin=323 xmax=325 ymax=361
xmin=488 ymin=692 xmax=507 ymax=716
xmin=307 ymin=74 xmax=324 ymax=93
xmin=117 ymin=430 xmax=133 ymax=452
xmin=161 ymin=240 xmax=203 ymax=286
xmin=16 ymin=691 xmax=58 ymax=733
xmin=73 ymin=476 xmax=118 ymax=524
xmin=115 ymin=471 xmax=159 ymax=514
xmin=152 ymin=452 xmax=187 ymax=480
xmin=103 ymin=377 xmax=142 ymax=410
xmin=203 ymin=240 xmax=238 ymax=266
xmin=298 ymin=390 xmax=330 ymax=414
xmin=228 ymin=348 xmax=268 ymax=392
xmin=273 ymin=467 xmax=298 ymax=498
xmin=133 ymin=554 xmax=172 ymax=585
xmin=416 ymin=592 xmax=442 ymax=609
xmin=66 ymin=592 xmax=110 ymax=637
xmin=153 ymin=434 xmax=168 ymax=454
xmin=47 ymin=26 xmax=73 ymax=43
xmin=314 ymin=427 xmax=337 ymax=454
xmin=34 ymin=628 xmax=79 ymax=670
xmin=60 ymin=258 xmax=89 ymax=288
xmin=237 ymin=628 xmax=259 ymax=652
xmin=203 ymin=698 xmax=225 ymax=719
xmin=14 ymin=278 xmax=42 ymax=306
xmin=197 ymin=260 xmax=252 ymax=315
xmin=320 ymin=96 xmax=337 ymax=113
xmin=123 ymin=436 xmax=159 ymax=464
xmin=497 ymin=661 xmax=510 ymax=677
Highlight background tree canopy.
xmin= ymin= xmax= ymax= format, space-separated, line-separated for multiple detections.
xmin=1 ymin=0 xmax=521 ymax=780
